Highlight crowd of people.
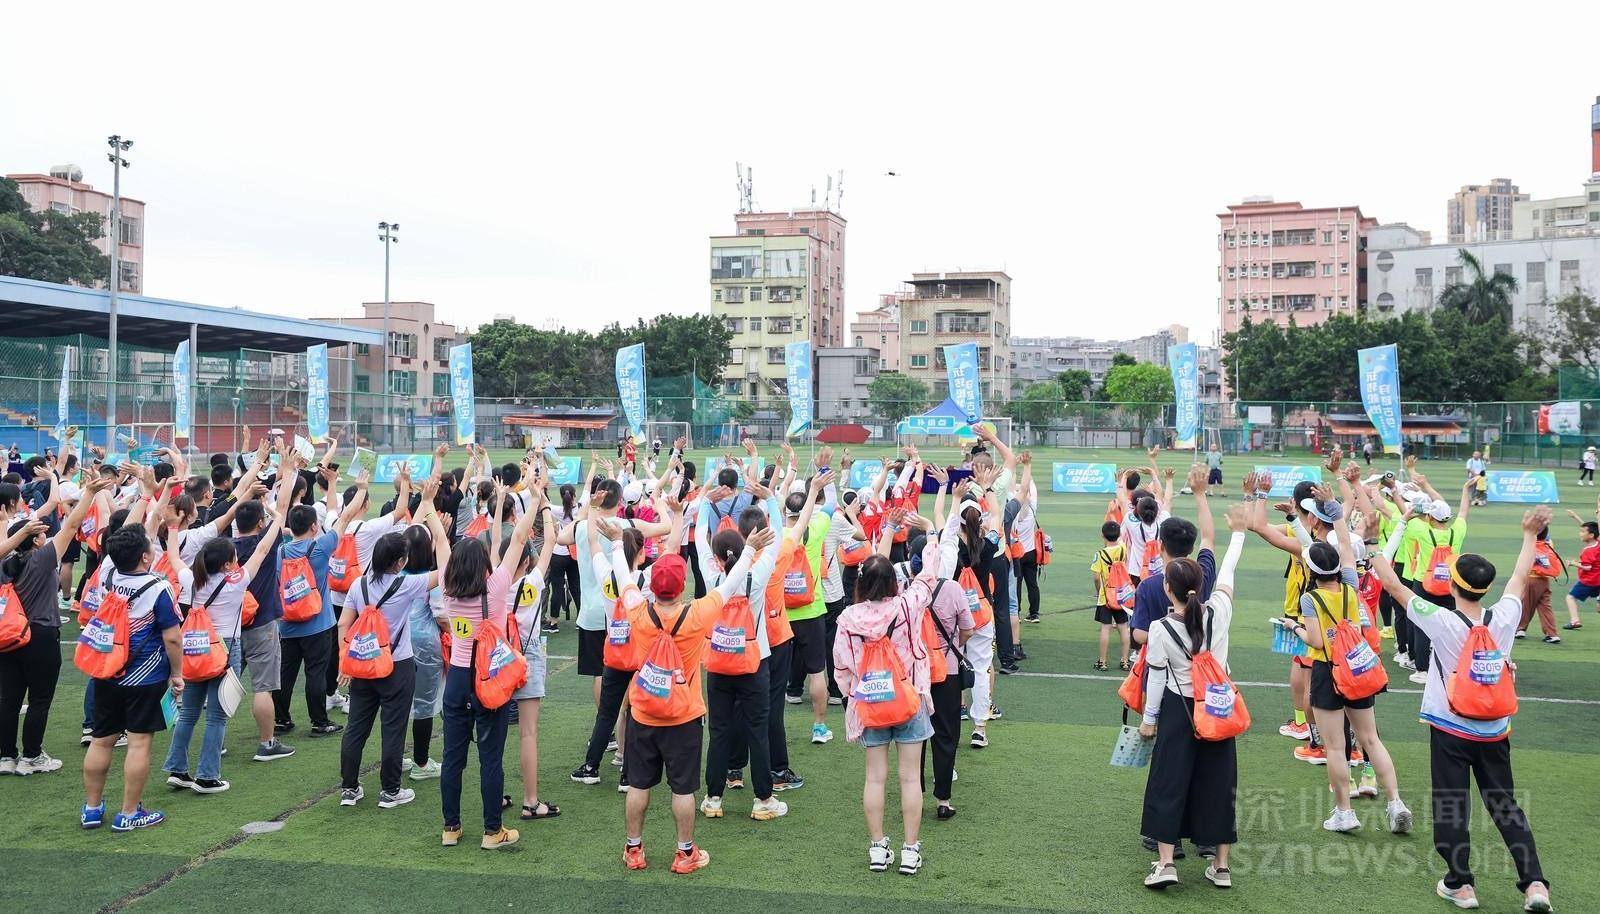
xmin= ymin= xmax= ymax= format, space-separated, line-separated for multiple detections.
xmin=0 ymin=428 xmax=1565 ymax=910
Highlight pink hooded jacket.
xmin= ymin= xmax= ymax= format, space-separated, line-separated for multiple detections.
xmin=832 ymin=533 xmax=941 ymax=744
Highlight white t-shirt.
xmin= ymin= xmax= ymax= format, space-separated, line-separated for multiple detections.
xmin=574 ymin=517 xmax=634 ymax=631
xmin=353 ymin=572 xmax=434 ymax=663
xmin=178 ymin=522 xmax=220 ymax=566
xmin=330 ymin=515 xmax=406 ymax=608
xmin=1011 ymin=489 xmax=1039 ymax=554
xmin=508 ymin=569 xmax=548 ymax=652
xmin=1407 ymin=595 xmax=1520 ymax=740
xmin=191 ymin=567 xmax=255 ymax=637
xmin=1123 ymin=513 xmax=1169 ymax=577
xmin=1143 ymin=590 xmax=1234 ymax=697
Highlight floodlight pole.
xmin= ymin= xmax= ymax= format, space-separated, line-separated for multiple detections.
xmin=106 ymin=135 xmax=132 ymax=445
xmin=378 ymin=221 xmax=399 ymax=447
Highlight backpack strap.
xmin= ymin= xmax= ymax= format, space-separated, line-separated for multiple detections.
xmin=1157 ymin=617 xmax=1193 ymax=660
xmin=374 ymin=577 xmax=405 ymax=608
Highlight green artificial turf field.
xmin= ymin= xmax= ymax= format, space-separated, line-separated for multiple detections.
xmin=3 ymin=445 xmax=1597 ymax=913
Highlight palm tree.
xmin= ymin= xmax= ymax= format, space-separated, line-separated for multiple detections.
xmin=1436 ymin=249 xmax=1518 ymax=326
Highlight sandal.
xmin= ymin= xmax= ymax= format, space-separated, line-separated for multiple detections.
xmin=520 ymin=801 xmax=561 ymax=820
xmin=1094 ymin=661 xmax=1107 ymax=671
xmin=501 ymin=795 xmax=513 ymax=811
xmin=1120 ymin=660 xmax=1132 ymax=672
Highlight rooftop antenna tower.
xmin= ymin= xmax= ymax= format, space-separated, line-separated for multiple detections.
xmin=824 ymin=175 xmax=832 ymax=212
xmin=834 ymin=169 xmax=844 ymax=212
xmin=735 ymin=162 xmax=754 ymax=213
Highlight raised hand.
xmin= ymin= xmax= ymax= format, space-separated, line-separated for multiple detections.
xmin=747 ymin=525 xmax=777 ymax=552
xmin=1225 ymin=503 xmax=1251 ymax=531
xmin=1187 ymin=464 xmax=1207 ymax=494
xmin=1524 ymin=505 xmax=1553 ymax=534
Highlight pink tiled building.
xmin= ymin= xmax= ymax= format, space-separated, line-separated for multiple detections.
xmin=1217 ymin=199 xmax=1375 ymax=338
xmin=8 ymin=167 xmax=146 ymax=293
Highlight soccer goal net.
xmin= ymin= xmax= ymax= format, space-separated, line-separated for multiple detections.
xmin=646 ymin=420 xmax=692 ymax=452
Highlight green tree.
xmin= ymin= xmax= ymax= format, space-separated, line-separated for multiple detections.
xmin=1110 ymin=352 xmax=1137 ymax=368
xmin=1103 ymin=362 xmax=1173 ymax=426
xmin=468 ymin=319 xmax=596 ymax=399
xmin=1437 ymin=249 xmax=1518 ymax=326
xmin=0 ymin=177 xmax=111 ymax=286
xmin=1546 ymin=290 xmax=1600 ymax=372
xmin=1005 ymin=380 xmax=1065 ymax=429
xmin=1056 ymin=369 xmax=1092 ymax=401
xmin=730 ymin=399 xmax=755 ymax=424
xmin=866 ymin=372 xmax=929 ymax=420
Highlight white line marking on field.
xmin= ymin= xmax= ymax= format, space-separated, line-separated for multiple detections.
xmin=1010 ymin=670 xmax=1600 ymax=706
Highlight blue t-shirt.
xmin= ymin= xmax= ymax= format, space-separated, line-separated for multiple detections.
xmin=234 ymin=531 xmax=282 ymax=628
xmin=104 ymin=571 xmax=182 ymax=687
xmin=278 ymin=531 xmax=340 ymax=638
xmin=1131 ymin=547 xmax=1217 ymax=635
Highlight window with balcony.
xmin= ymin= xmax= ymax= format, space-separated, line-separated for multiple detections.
xmin=764 ymin=250 xmax=805 ymax=278
xmin=724 ymin=286 xmax=745 ymax=303
xmin=725 ymin=318 xmax=744 ymax=333
xmin=388 ymin=331 xmax=417 ymax=359
xmin=767 ymin=287 xmax=795 ymax=303
xmin=391 ymin=371 xmax=417 ymax=395
xmin=766 ymin=347 xmax=786 ymax=365
xmin=909 ymin=320 xmax=928 ymax=334
xmin=935 ymin=312 xmax=990 ymax=334
xmin=909 ymin=354 xmax=928 ymax=368
xmin=117 ymin=261 xmax=140 ymax=291
xmin=1273 ymin=261 xmax=1316 ymax=278
xmin=711 ymin=247 xmax=761 ymax=280
xmin=769 ymin=317 xmax=793 ymax=334
xmin=433 ymin=337 xmax=454 ymax=361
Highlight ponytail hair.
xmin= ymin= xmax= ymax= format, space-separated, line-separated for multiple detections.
xmin=191 ymin=537 xmax=237 ymax=594
xmin=710 ymin=529 xmax=745 ymax=570
xmin=621 ymin=528 xmax=646 ymax=569
xmin=560 ymin=484 xmax=576 ymax=518
xmin=1163 ymin=557 xmax=1207 ymax=647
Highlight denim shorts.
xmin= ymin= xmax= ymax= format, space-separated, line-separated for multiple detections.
xmin=860 ymin=709 xmax=933 ymax=748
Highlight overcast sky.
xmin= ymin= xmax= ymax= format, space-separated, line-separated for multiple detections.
xmin=5 ymin=2 xmax=1596 ymax=348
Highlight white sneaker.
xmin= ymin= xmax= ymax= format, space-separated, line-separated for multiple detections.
xmin=1524 ymin=882 xmax=1552 ymax=912
xmin=401 ymin=757 xmax=413 ymax=772
xmin=898 ymin=842 xmax=922 ymax=875
xmin=326 ymin=693 xmax=349 ymax=713
xmin=408 ymin=759 xmax=441 ymax=781
xmin=750 ymin=796 xmax=788 ymax=821
xmin=1386 ymin=799 xmax=1413 ymax=834
xmin=1323 ymin=806 xmax=1361 ymax=833
xmin=16 ymin=753 xmax=63 ymax=775
xmin=339 ymin=785 xmax=364 ymax=806
xmin=610 ymin=753 xmax=624 ymax=768
xmin=0 ymin=757 xmax=15 ymax=775
xmin=605 ymin=739 xmax=618 ymax=752
xmin=700 ymin=795 xmax=724 ymax=818
xmin=951 ymin=768 xmax=958 ymax=782
xmin=1408 ymin=671 xmax=1429 ymax=684
xmin=378 ymin=787 xmax=415 ymax=809
xmin=1436 ymin=880 xmax=1480 ymax=909
xmin=114 ymin=734 xmax=128 ymax=749
xmin=868 ymin=839 xmax=893 ymax=872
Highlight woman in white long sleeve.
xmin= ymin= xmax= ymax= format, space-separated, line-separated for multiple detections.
xmin=1137 ymin=503 xmax=1249 ymax=891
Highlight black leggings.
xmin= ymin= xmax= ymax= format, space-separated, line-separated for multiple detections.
xmin=986 ymin=557 xmax=1013 ymax=664
xmin=921 ymin=675 xmax=963 ymax=802
xmin=0 ymin=623 xmax=61 ymax=758
xmin=548 ymin=553 xmax=581 ymax=621
xmin=1016 ymin=552 xmax=1040 ymax=617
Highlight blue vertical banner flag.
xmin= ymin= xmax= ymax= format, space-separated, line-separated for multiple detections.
xmin=785 ymin=340 xmax=812 ymax=438
xmin=944 ymin=342 xmax=982 ymax=423
xmin=615 ymin=343 xmax=646 ymax=440
xmin=173 ymin=341 xmax=193 ymax=441
xmin=55 ymin=346 xmax=71 ymax=442
xmin=448 ymin=342 xmax=476 ymax=445
xmin=1357 ymin=344 xmax=1402 ymax=455
xmin=1167 ymin=342 xmax=1200 ymax=449
xmin=304 ymin=343 xmax=329 ymax=443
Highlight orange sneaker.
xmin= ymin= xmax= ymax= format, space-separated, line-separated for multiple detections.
xmin=1295 ymin=745 xmax=1328 ymax=765
xmin=1347 ymin=748 xmax=1365 ymax=767
xmin=671 ymin=844 xmax=710 ymax=874
xmin=623 ymin=843 xmax=648 ymax=870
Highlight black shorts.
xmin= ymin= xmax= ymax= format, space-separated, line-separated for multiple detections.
xmin=1094 ymin=605 xmax=1130 ymax=626
xmin=625 ymin=716 xmax=703 ymax=795
xmin=63 ymin=538 xmax=82 ymax=564
xmin=788 ymin=616 xmax=827 ymax=676
xmin=1207 ymin=467 xmax=1223 ymax=485
xmin=91 ymin=680 xmax=169 ymax=737
xmin=1310 ymin=659 xmax=1377 ymax=711
xmin=577 ymin=627 xmax=605 ymax=677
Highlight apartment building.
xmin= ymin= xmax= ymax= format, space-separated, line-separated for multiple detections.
xmin=849 ymin=295 xmax=902 ymax=372
xmin=1365 ymin=233 xmax=1600 ymax=329
xmin=897 ymin=271 xmax=1011 ymax=404
xmin=8 ymin=165 xmax=146 ymax=293
xmin=710 ymin=208 xmax=846 ymax=403
xmin=1218 ymin=198 xmax=1375 ymax=337
xmin=315 ymin=301 xmax=460 ymax=405
xmin=1447 ymin=179 xmax=1527 ymax=243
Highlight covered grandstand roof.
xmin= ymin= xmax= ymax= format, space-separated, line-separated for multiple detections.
xmin=1325 ymin=413 xmax=1464 ymax=436
xmin=0 ymin=276 xmax=383 ymax=351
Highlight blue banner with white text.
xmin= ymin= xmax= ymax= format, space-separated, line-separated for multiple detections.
xmin=615 ymin=344 xmax=646 ymax=441
xmin=372 ymin=453 xmax=435 ymax=484
xmin=944 ymin=342 xmax=982 ymax=423
xmin=1485 ymin=471 xmax=1559 ymax=504
xmin=547 ymin=455 xmax=583 ymax=486
xmin=1051 ymin=462 xmax=1119 ymax=493
xmin=785 ymin=340 xmax=812 ymax=438
xmin=305 ymin=343 xmax=329 ymax=443
xmin=449 ymin=342 xmax=476 ymax=445
xmin=174 ymin=341 xmax=192 ymax=441
xmin=1253 ymin=465 xmax=1324 ymax=498
xmin=849 ymin=459 xmax=885 ymax=490
xmin=56 ymin=347 xmax=71 ymax=443
xmin=1357 ymin=344 xmax=1402 ymax=455
xmin=1168 ymin=342 xmax=1199 ymax=450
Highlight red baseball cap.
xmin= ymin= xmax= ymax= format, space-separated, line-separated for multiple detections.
xmin=650 ymin=554 xmax=687 ymax=601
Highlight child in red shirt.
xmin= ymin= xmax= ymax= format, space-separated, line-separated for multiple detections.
xmin=1561 ymin=514 xmax=1600 ymax=630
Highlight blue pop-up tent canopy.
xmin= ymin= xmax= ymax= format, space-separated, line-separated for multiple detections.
xmin=896 ymin=397 xmax=974 ymax=437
